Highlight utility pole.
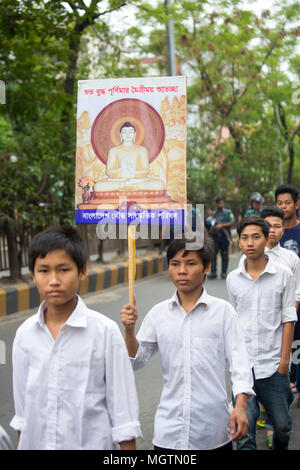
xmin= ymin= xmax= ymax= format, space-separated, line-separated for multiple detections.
xmin=274 ymin=103 xmax=284 ymax=184
xmin=164 ymin=0 xmax=176 ymax=76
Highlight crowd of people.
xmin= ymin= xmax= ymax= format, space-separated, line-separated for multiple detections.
xmin=1 ymin=183 xmax=299 ymax=451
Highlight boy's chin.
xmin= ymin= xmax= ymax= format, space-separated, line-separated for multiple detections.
xmin=177 ymin=283 xmax=202 ymax=293
xmin=244 ymin=252 xmax=264 ymax=260
xmin=45 ymin=294 xmax=76 ymax=306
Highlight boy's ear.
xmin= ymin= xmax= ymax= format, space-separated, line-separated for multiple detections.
xmin=204 ymin=262 xmax=212 ymax=274
xmin=79 ymin=265 xmax=88 ymax=281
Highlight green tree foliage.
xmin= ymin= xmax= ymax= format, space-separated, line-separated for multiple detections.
xmin=181 ymin=0 xmax=300 ymax=209
xmin=0 ymin=0 xmax=130 ymax=279
xmin=134 ymin=0 xmax=300 ymax=210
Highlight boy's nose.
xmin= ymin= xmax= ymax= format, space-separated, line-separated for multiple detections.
xmin=178 ymin=264 xmax=188 ymax=273
xmin=49 ymin=273 xmax=60 ymax=285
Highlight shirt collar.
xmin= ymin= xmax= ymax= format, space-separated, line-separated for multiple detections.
xmin=265 ymin=244 xmax=281 ymax=256
xmin=37 ymin=295 xmax=87 ymax=329
xmin=237 ymin=254 xmax=277 ymax=277
xmin=214 ymin=208 xmax=225 ymax=215
xmin=169 ymin=287 xmax=210 ymax=310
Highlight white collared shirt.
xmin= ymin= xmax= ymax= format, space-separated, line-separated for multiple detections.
xmin=131 ymin=289 xmax=254 ymax=450
xmin=10 ymin=296 xmax=141 ymax=450
xmin=239 ymin=245 xmax=300 ymax=301
xmin=226 ymin=258 xmax=297 ymax=380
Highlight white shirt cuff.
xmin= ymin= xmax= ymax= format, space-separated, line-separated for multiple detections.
xmin=232 ymin=382 xmax=255 ymax=399
xmin=129 ymin=343 xmax=147 ymax=370
xmin=282 ymin=308 xmax=298 ymax=323
xmin=111 ymin=421 xmax=142 ymax=444
xmin=10 ymin=415 xmax=24 ymax=432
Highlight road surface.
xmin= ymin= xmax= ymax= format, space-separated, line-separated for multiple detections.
xmin=0 ymin=253 xmax=299 ymax=450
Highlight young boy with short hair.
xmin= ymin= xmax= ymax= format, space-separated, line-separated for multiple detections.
xmin=239 ymin=207 xmax=300 ymax=445
xmin=261 ymin=206 xmax=300 ymax=310
xmin=239 ymin=206 xmax=300 ymax=309
xmin=10 ymin=226 xmax=141 ymax=450
xmin=275 ymin=184 xmax=300 ymax=255
xmin=226 ymin=215 xmax=297 ymax=450
xmin=121 ymin=235 xmax=254 ymax=450
xmin=275 ymin=185 xmax=300 ymax=404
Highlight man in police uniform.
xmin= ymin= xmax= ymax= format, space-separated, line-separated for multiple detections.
xmin=244 ymin=192 xmax=265 ymax=217
xmin=208 ymin=197 xmax=235 ymax=279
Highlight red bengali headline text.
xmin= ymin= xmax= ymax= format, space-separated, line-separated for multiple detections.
xmin=83 ymin=84 xmax=179 ymax=96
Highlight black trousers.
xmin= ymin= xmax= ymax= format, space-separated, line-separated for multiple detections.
xmin=211 ymin=236 xmax=229 ymax=275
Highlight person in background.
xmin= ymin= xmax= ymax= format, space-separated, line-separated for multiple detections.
xmin=275 ymin=184 xmax=300 ymax=256
xmin=204 ymin=208 xmax=216 ymax=232
xmin=207 ymin=197 xmax=235 ymax=279
xmin=251 ymin=206 xmax=300 ymax=448
xmin=275 ymin=184 xmax=300 ymax=411
xmin=227 ymin=215 xmax=297 ymax=450
xmin=244 ymin=192 xmax=265 ymax=217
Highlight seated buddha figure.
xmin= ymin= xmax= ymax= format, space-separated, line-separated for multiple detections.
xmin=94 ymin=122 xmax=164 ymax=192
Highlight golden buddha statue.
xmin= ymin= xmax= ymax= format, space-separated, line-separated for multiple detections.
xmin=94 ymin=122 xmax=164 ymax=192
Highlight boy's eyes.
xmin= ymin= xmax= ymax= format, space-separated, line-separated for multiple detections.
xmin=170 ymin=261 xmax=196 ymax=266
xmin=37 ymin=268 xmax=70 ymax=273
xmin=278 ymin=201 xmax=292 ymax=205
xmin=241 ymin=235 xmax=261 ymax=240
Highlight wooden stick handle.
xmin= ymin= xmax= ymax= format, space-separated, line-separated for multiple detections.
xmin=128 ymin=225 xmax=136 ymax=304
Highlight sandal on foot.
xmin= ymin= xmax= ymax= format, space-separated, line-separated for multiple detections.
xmin=257 ymin=410 xmax=266 ymax=428
xmin=267 ymin=432 xmax=273 ymax=449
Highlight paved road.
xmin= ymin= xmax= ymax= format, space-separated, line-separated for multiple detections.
xmin=0 ymin=252 xmax=299 ymax=450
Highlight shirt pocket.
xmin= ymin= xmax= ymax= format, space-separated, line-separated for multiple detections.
xmin=259 ymin=291 xmax=281 ymax=323
xmin=62 ymin=351 xmax=105 ymax=393
xmin=191 ymin=336 xmax=218 ymax=371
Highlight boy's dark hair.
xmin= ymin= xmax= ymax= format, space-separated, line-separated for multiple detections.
xmin=237 ymin=215 xmax=270 ymax=239
xmin=167 ymin=234 xmax=214 ymax=270
xmin=260 ymin=206 xmax=284 ymax=222
xmin=28 ymin=226 xmax=88 ymax=273
xmin=215 ymin=197 xmax=224 ymax=203
xmin=275 ymin=184 xmax=299 ymax=203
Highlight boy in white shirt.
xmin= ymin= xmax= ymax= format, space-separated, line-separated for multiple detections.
xmin=226 ymin=215 xmax=297 ymax=450
xmin=121 ymin=235 xmax=254 ymax=450
xmin=258 ymin=206 xmax=300 ymax=445
xmin=10 ymin=226 xmax=141 ymax=450
xmin=239 ymin=206 xmax=300 ymax=308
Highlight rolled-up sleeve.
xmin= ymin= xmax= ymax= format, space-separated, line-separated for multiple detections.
xmin=130 ymin=312 xmax=158 ymax=371
xmin=294 ymin=260 xmax=300 ymax=302
xmin=226 ymin=275 xmax=237 ymax=309
xmin=224 ymin=306 xmax=254 ymax=399
xmin=105 ymin=324 xmax=142 ymax=444
xmin=282 ymin=273 xmax=297 ymax=323
xmin=10 ymin=330 xmax=29 ymax=433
